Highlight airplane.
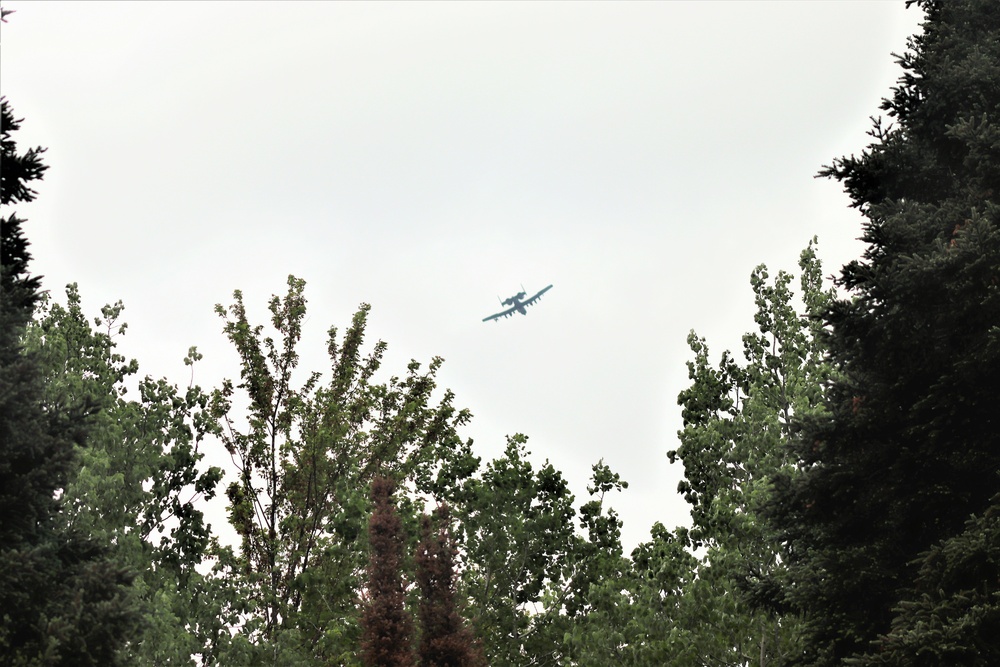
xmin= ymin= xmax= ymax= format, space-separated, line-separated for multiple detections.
xmin=482 ymin=284 xmax=553 ymax=322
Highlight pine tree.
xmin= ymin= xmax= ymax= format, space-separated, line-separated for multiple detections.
xmin=868 ymin=499 xmax=1000 ymax=666
xmin=0 ymin=97 xmax=139 ymax=664
xmin=767 ymin=1 xmax=1000 ymax=664
xmin=415 ymin=504 xmax=485 ymax=667
xmin=361 ymin=477 xmax=415 ymax=667
xmin=0 ymin=99 xmax=56 ymax=544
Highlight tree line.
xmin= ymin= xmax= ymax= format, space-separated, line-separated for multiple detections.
xmin=3 ymin=0 xmax=999 ymax=664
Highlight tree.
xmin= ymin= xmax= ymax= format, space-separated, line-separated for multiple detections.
xmin=767 ymin=1 xmax=1000 ymax=663
xmin=430 ymin=434 xmax=633 ymax=667
xmin=206 ymin=275 xmax=476 ymax=663
xmin=23 ymin=285 xmax=224 ymax=665
xmin=667 ymin=243 xmax=833 ymax=666
xmin=567 ymin=244 xmax=830 ymax=666
xmin=561 ymin=463 xmax=653 ymax=666
xmin=361 ymin=477 xmax=415 ymax=667
xmin=0 ymin=97 xmax=140 ymax=664
xmin=415 ymin=504 xmax=486 ymax=667
xmin=444 ymin=434 xmax=578 ymax=667
xmin=866 ymin=494 xmax=1000 ymax=667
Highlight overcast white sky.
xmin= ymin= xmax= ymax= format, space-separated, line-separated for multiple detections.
xmin=3 ymin=1 xmax=925 ymax=551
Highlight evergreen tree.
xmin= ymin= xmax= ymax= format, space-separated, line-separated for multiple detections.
xmin=0 ymin=97 xmax=139 ymax=664
xmin=767 ymin=1 xmax=1000 ymax=664
xmin=867 ymin=497 xmax=1000 ymax=666
xmin=415 ymin=504 xmax=485 ymax=667
xmin=362 ymin=477 xmax=415 ymax=667
xmin=0 ymin=98 xmax=56 ymax=550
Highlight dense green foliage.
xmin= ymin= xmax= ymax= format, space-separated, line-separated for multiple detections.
xmin=560 ymin=243 xmax=832 ymax=667
xmin=23 ymin=287 xmax=224 ymax=665
xmin=1 ymin=98 xmax=140 ymax=665
xmin=8 ymin=1 xmax=1000 ymax=664
xmin=767 ymin=0 xmax=1000 ymax=664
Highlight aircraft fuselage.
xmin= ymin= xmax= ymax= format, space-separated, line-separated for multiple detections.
xmin=504 ymin=295 xmax=528 ymax=315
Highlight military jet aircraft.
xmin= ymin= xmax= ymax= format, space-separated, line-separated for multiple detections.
xmin=482 ymin=284 xmax=553 ymax=322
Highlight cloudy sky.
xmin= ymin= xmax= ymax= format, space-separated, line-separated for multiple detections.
xmin=3 ymin=1 xmax=925 ymax=551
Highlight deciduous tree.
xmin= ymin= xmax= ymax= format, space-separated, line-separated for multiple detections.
xmin=24 ymin=286 xmax=223 ymax=665
xmin=207 ymin=275 xmax=475 ymax=663
xmin=445 ymin=434 xmax=577 ymax=666
xmin=570 ymin=243 xmax=830 ymax=666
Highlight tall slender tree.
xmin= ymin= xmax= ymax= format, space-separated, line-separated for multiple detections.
xmin=362 ymin=477 xmax=415 ymax=667
xmin=767 ymin=1 xmax=1000 ymax=664
xmin=664 ymin=244 xmax=832 ymax=667
xmin=415 ymin=504 xmax=485 ymax=667
xmin=567 ymin=244 xmax=830 ymax=666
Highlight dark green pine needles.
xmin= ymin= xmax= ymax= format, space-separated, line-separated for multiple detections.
xmin=765 ymin=1 xmax=1000 ymax=664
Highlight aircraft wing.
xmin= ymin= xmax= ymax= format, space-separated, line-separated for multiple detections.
xmin=522 ymin=284 xmax=553 ymax=307
xmin=482 ymin=305 xmax=517 ymax=322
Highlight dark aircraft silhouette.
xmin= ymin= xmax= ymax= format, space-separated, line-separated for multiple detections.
xmin=482 ymin=284 xmax=553 ymax=322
